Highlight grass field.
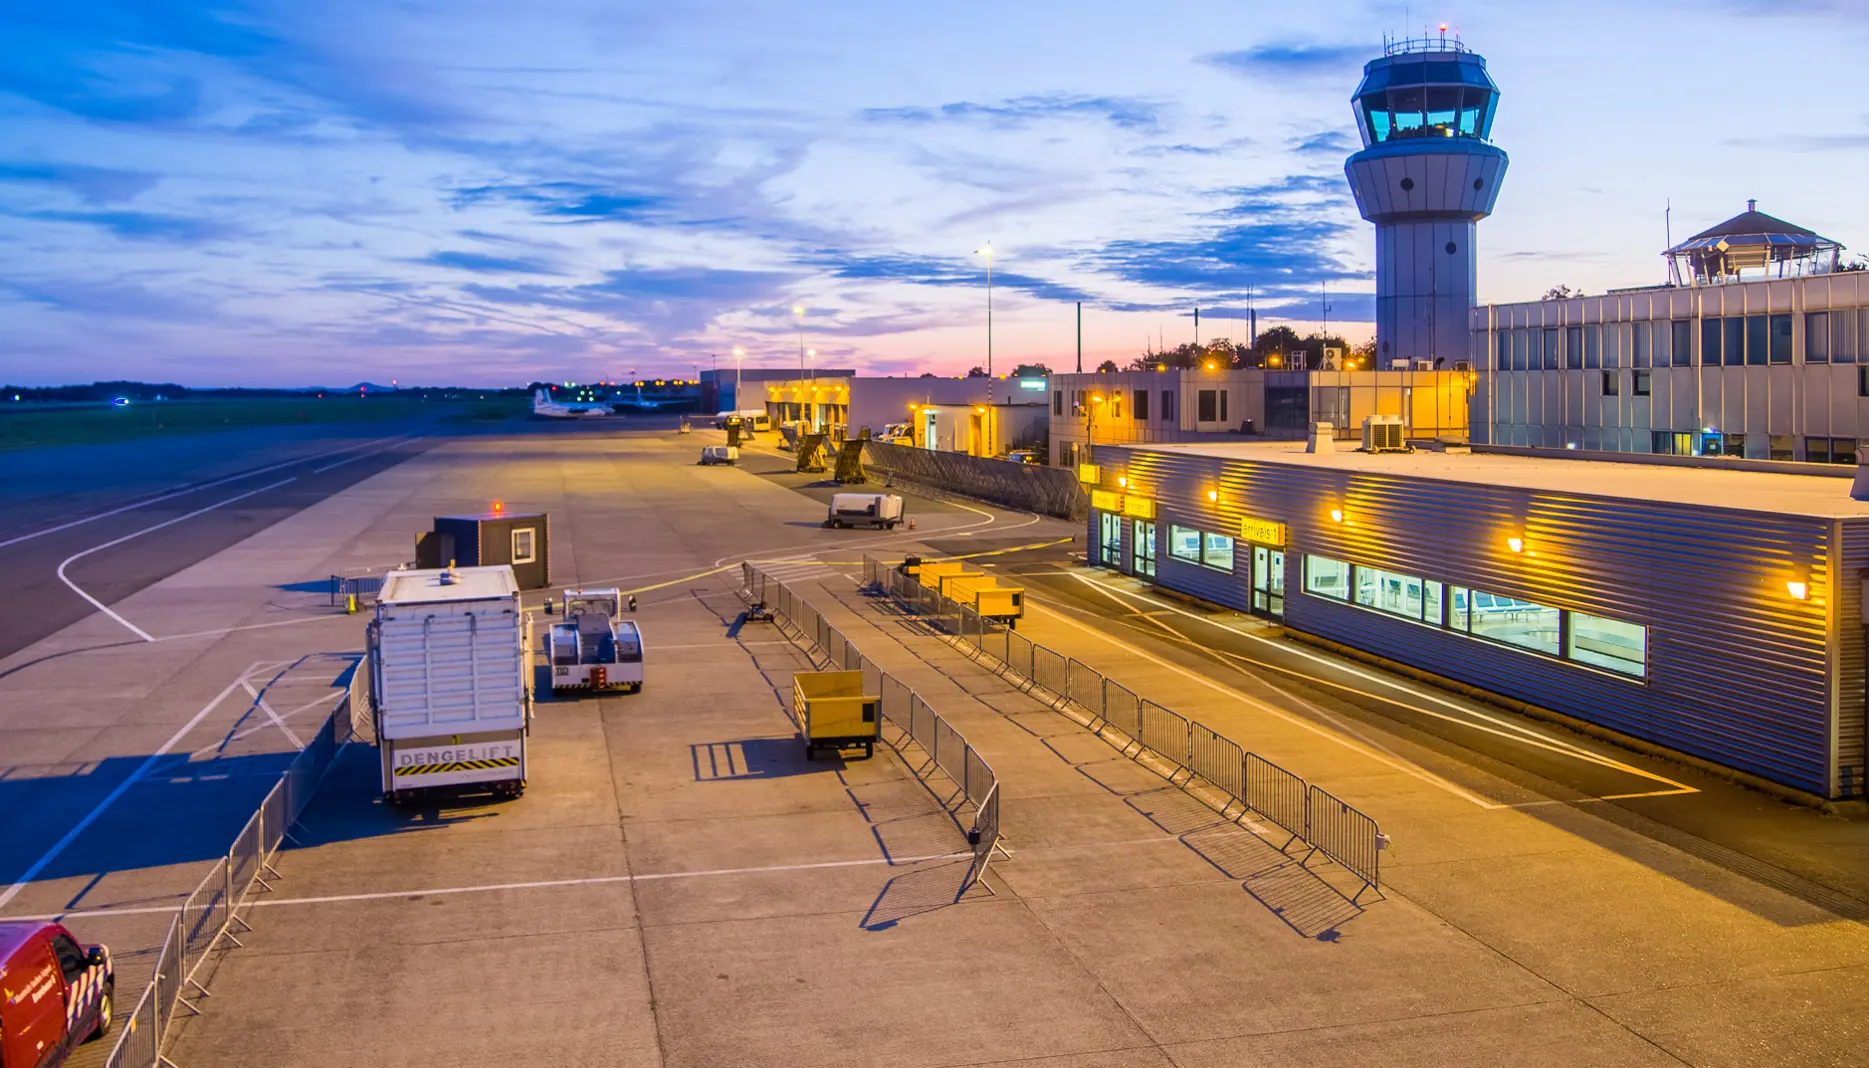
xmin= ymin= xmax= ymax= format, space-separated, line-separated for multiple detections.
xmin=0 ymin=395 xmax=523 ymax=451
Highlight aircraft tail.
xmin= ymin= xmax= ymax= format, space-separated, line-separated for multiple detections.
xmin=533 ymin=389 xmax=549 ymax=409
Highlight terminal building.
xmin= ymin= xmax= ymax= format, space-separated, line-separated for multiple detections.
xmin=1474 ymin=205 xmax=1866 ymax=462
xmin=1080 ymin=440 xmax=1868 ymax=800
xmin=762 ymin=374 xmax=1049 ymax=455
xmin=1074 ymin=36 xmax=1868 ymax=800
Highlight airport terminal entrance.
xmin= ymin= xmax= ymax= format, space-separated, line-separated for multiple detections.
xmin=1131 ymin=519 xmax=1156 ymax=578
xmin=1252 ymin=545 xmax=1285 ymax=619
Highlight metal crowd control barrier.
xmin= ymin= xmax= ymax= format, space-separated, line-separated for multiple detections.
xmin=863 ymin=556 xmax=1387 ymax=898
xmin=101 ymin=653 xmax=372 ymax=1068
xmin=1306 ymin=785 xmax=1382 ymax=900
xmin=743 ymin=564 xmax=1004 ymax=888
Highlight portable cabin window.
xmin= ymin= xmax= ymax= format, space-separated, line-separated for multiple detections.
xmin=1671 ymin=320 xmax=1693 ymax=366
xmin=1806 ymin=312 xmax=1829 ymax=364
xmin=1197 ymin=390 xmax=1218 ymax=422
xmin=1303 ymin=555 xmax=1351 ymax=600
xmin=1201 ymin=532 xmax=1235 ymax=571
xmin=512 ymin=527 xmax=538 ymax=563
xmin=1168 ymin=524 xmax=1202 ymax=563
xmin=1220 ymin=390 xmax=1230 ymax=423
xmin=1569 ymin=612 xmax=1646 ymax=677
xmin=1110 ymin=390 xmax=1123 ymax=419
xmin=1601 ymin=370 xmax=1619 ymax=396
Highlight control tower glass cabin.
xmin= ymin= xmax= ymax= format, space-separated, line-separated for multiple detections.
xmin=1345 ymin=34 xmax=1507 ymax=369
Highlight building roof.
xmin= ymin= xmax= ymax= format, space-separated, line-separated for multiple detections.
xmin=1122 ymin=440 xmax=1869 ymax=518
xmin=1682 ymin=208 xmax=1820 ymax=244
xmin=380 ymin=566 xmax=518 ymax=604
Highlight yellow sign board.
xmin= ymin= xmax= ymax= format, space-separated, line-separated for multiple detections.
xmin=1121 ymin=496 xmax=1156 ymax=520
xmin=1077 ymin=463 xmax=1101 ymax=484
xmin=1239 ymin=516 xmax=1286 ymax=546
xmin=1090 ymin=490 xmax=1121 ymax=512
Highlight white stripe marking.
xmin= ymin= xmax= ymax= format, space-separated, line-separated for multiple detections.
xmin=0 ymin=434 xmax=407 ymax=550
xmin=55 ymin=477 xmax=296 ymax=642
xmin=0 ymin=671 xmax=255 ymax=911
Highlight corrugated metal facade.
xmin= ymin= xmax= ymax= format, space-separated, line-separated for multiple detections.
xmin=1087 ymin=445 xmax=1863 ymax=797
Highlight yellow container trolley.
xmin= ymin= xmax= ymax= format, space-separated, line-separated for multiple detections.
xmin=945 ymin=575 xmax=1026 ymax=629
xmin=905 ymin=559 xmax=967 ymax=587
xmin=793 ymin=670 xmax=881 ymax=760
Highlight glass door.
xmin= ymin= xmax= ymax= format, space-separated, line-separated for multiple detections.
xmin=1252 ymin=546 xmax=1286 ymax=618
xmin=1132 ymin=520 xmax=1156 ymax=578
xmin=1098 ymin=512 xmax=1122 ymax=568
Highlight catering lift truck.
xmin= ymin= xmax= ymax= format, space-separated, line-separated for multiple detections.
xmin=547 ymin=588 xmax=645 ymax=694
xmin=370 ymin=565 xmax=533 ymax=804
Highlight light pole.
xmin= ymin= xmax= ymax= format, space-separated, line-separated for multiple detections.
xmin=806 ymin=348 xmax=817 ymax=429
xmin=732 ymin=346 xmax=745 ymax=417
xmin=974 ymin=243 xmax=994 ymax=453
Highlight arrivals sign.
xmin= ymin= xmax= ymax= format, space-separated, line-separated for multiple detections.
xmin=1090 ymin=490 xmax=1121 ymax=512
xmin=1121 ymin=496 xmax=1156 ymax=520
xmin=1077 ymin=463 xmax=1101 ymax=484
xmin=1239 ymin=516 xmax=1286 ymax=546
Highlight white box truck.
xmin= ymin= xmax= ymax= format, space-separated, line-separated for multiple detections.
xmin=370 ymin=565 xmax=533 ymax=804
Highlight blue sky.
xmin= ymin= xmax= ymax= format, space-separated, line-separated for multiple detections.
xmin=2 ymin=0 xmax=1865 ymax=387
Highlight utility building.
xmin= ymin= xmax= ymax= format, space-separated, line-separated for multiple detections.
xmin=1346 ymin=32 xmax=1507 ymax=369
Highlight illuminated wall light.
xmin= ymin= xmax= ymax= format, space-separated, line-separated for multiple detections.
xmin=1329 ymin=508 xmax=1345 ymax=524
xmin=1116 ymin=476 xmax=1127 ymax=488
xmin=1787 ymin=580 xmax=1809 ymax=601
xmin=1207 ymin=489 xmax=1219 ymax=502
xmin=1506 ymin=536 xmax=1524 ymax=553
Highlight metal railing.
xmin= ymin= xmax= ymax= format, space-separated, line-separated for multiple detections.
xmin=862 ymin=553 xmax=1387 ymax=900
xmin=745 ymin=562 xmax=1004 ymax=887
xmin=102 ymin=653 xmax=372 ymax=1068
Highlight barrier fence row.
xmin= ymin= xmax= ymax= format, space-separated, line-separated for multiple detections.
xmin=743 ymin=563 xmax=1002 ymax=887
xmin=103 ymin=655 xmax=372 ymax=1068
xmin=859 ymin=554 xmax=1386 ymax=899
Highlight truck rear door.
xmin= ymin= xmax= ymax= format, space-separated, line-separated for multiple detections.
xmin=1 ymin=934 xmax=68 ymax=1068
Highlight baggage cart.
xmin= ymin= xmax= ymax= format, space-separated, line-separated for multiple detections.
xmin=792 ymin=670 xmax=880 ymax=760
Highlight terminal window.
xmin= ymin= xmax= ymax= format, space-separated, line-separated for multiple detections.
xmin=1807 ymin=313 xmax=1829 ymax=363
xmin=1672 ymin=320 xmax=1694 ymax=366
xmin=1570 ymin=612 xmax=1646 ymax=676
xmin=1725 ymin=317 xmax=1747 ymax=366
xmin=1304 ymin=555 xmax=1351 ymax=600
xmin=1160 ymin=390 xmax=1175 ymax=421
xmin=1197 ymin=390 xmax=1217 ymax=422
xmin=1567 ymin=326 xmax=1583 ymax=369
xmin=1202 ymin=532 xmax=1235 ymax=572
xmin=1169 ymin=524 xmax=1202 ymax=563
xmin=1135 ymin=389 xmax=1149 ymax=422
xmin=1770 ymin=315 xmax=1793 ymax=364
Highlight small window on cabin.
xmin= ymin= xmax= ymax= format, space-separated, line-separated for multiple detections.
xmin=512 ymin=527 xmax=537 ymax=564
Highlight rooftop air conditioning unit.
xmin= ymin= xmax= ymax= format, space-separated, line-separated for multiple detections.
xmin=1362 ymin=415 xmax=1408 ymax=453
xmin=1390 ymin=359 xmax=1410 ymax=370
xmin=1411 ymin=359 xmax=1434 ymax=370
xmin=1453 ymin=360 xmax=1473 ymax=372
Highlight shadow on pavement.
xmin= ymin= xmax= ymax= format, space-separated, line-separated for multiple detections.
xmin=690 ymin=736 xmax=821 ymax=781
xmin=860 ymin=856 xmax=977 ymax=930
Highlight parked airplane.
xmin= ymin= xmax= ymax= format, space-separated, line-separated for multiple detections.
xmin=533 ymin=389 xmax=613 ymax=419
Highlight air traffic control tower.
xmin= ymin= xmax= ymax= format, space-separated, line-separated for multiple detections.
xmin=1345 ymin=32 xmax=1506 ymax=367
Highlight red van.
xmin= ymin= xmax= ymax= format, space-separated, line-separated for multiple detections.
xmin=0 ymin=922 xmax=113 ymax=1068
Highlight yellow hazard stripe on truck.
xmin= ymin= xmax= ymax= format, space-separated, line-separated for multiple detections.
xmin=395 ymin=757 xmax=521 ymax=777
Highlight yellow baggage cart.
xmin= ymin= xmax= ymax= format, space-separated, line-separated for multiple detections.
xmin=793 ymin=670 xmax=881 ymax=760
xmin=946 ymin=575 xmax=1026 ymax=629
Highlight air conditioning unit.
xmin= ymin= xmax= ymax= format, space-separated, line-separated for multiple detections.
xmin=1411 ymin=359 xmax=1434 ymax=370
xmin=1362 ymin=415 xmax=1408 ymax=452
xmin=1389 ymin=359 xmax=1411 ymax=370
xmin=1453 ymin=360 xmax=1473 ymax=372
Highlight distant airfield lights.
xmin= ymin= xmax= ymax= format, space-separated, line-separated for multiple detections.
xmin=1155 ymin=364 xmax=1166 ymax=372
xmin=1788 ymin=580 xmax=1810 ymax=601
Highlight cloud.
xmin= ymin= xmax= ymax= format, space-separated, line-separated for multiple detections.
xmin=863 ymin=94 xmax=1163 ymax=133
xmin=1723 ymin=134 xmax=1869 ymax=152
xmin=0 ymin=276 xmax=221 ymax=323
xmin=1200 ymin=42 xmax=1368 ymax=81
xmin=0 ymin=162 xmax=161 ymax=204
xmin=463 ymin=266 xmax=800 ymax=336
xmin=1291 ymin=130 xmax=1356 ymax=156
xmin=420 ymin=250 xmax=563 ymax=275
xmin=9 ymin=209 xmax=237 ymax=243
xmin=820 ymin=251 xmax=1094 ymax=304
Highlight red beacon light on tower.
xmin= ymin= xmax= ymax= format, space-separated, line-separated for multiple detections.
xmin=492 ymin=500 xmax=504 ymax=516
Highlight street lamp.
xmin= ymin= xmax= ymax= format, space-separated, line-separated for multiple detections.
xmin=975 ymin=243 xmax=994 ymax=452
xmin=732 ymin=346 xmax=745 ymax=416
xmin=792 ymin=304 xmax=806 ymax=383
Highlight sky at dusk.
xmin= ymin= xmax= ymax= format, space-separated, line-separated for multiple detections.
xmin=2 ymin=0 xmax=1866 ymax=387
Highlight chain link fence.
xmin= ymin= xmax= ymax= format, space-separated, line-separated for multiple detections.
xmin=743 ymin=562 xmax=1004 ymax=887
xmin=101 ymin=653 xmax=372 ymax=1068
xmin=861 ymin=553 xmax=1387 ymax=900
